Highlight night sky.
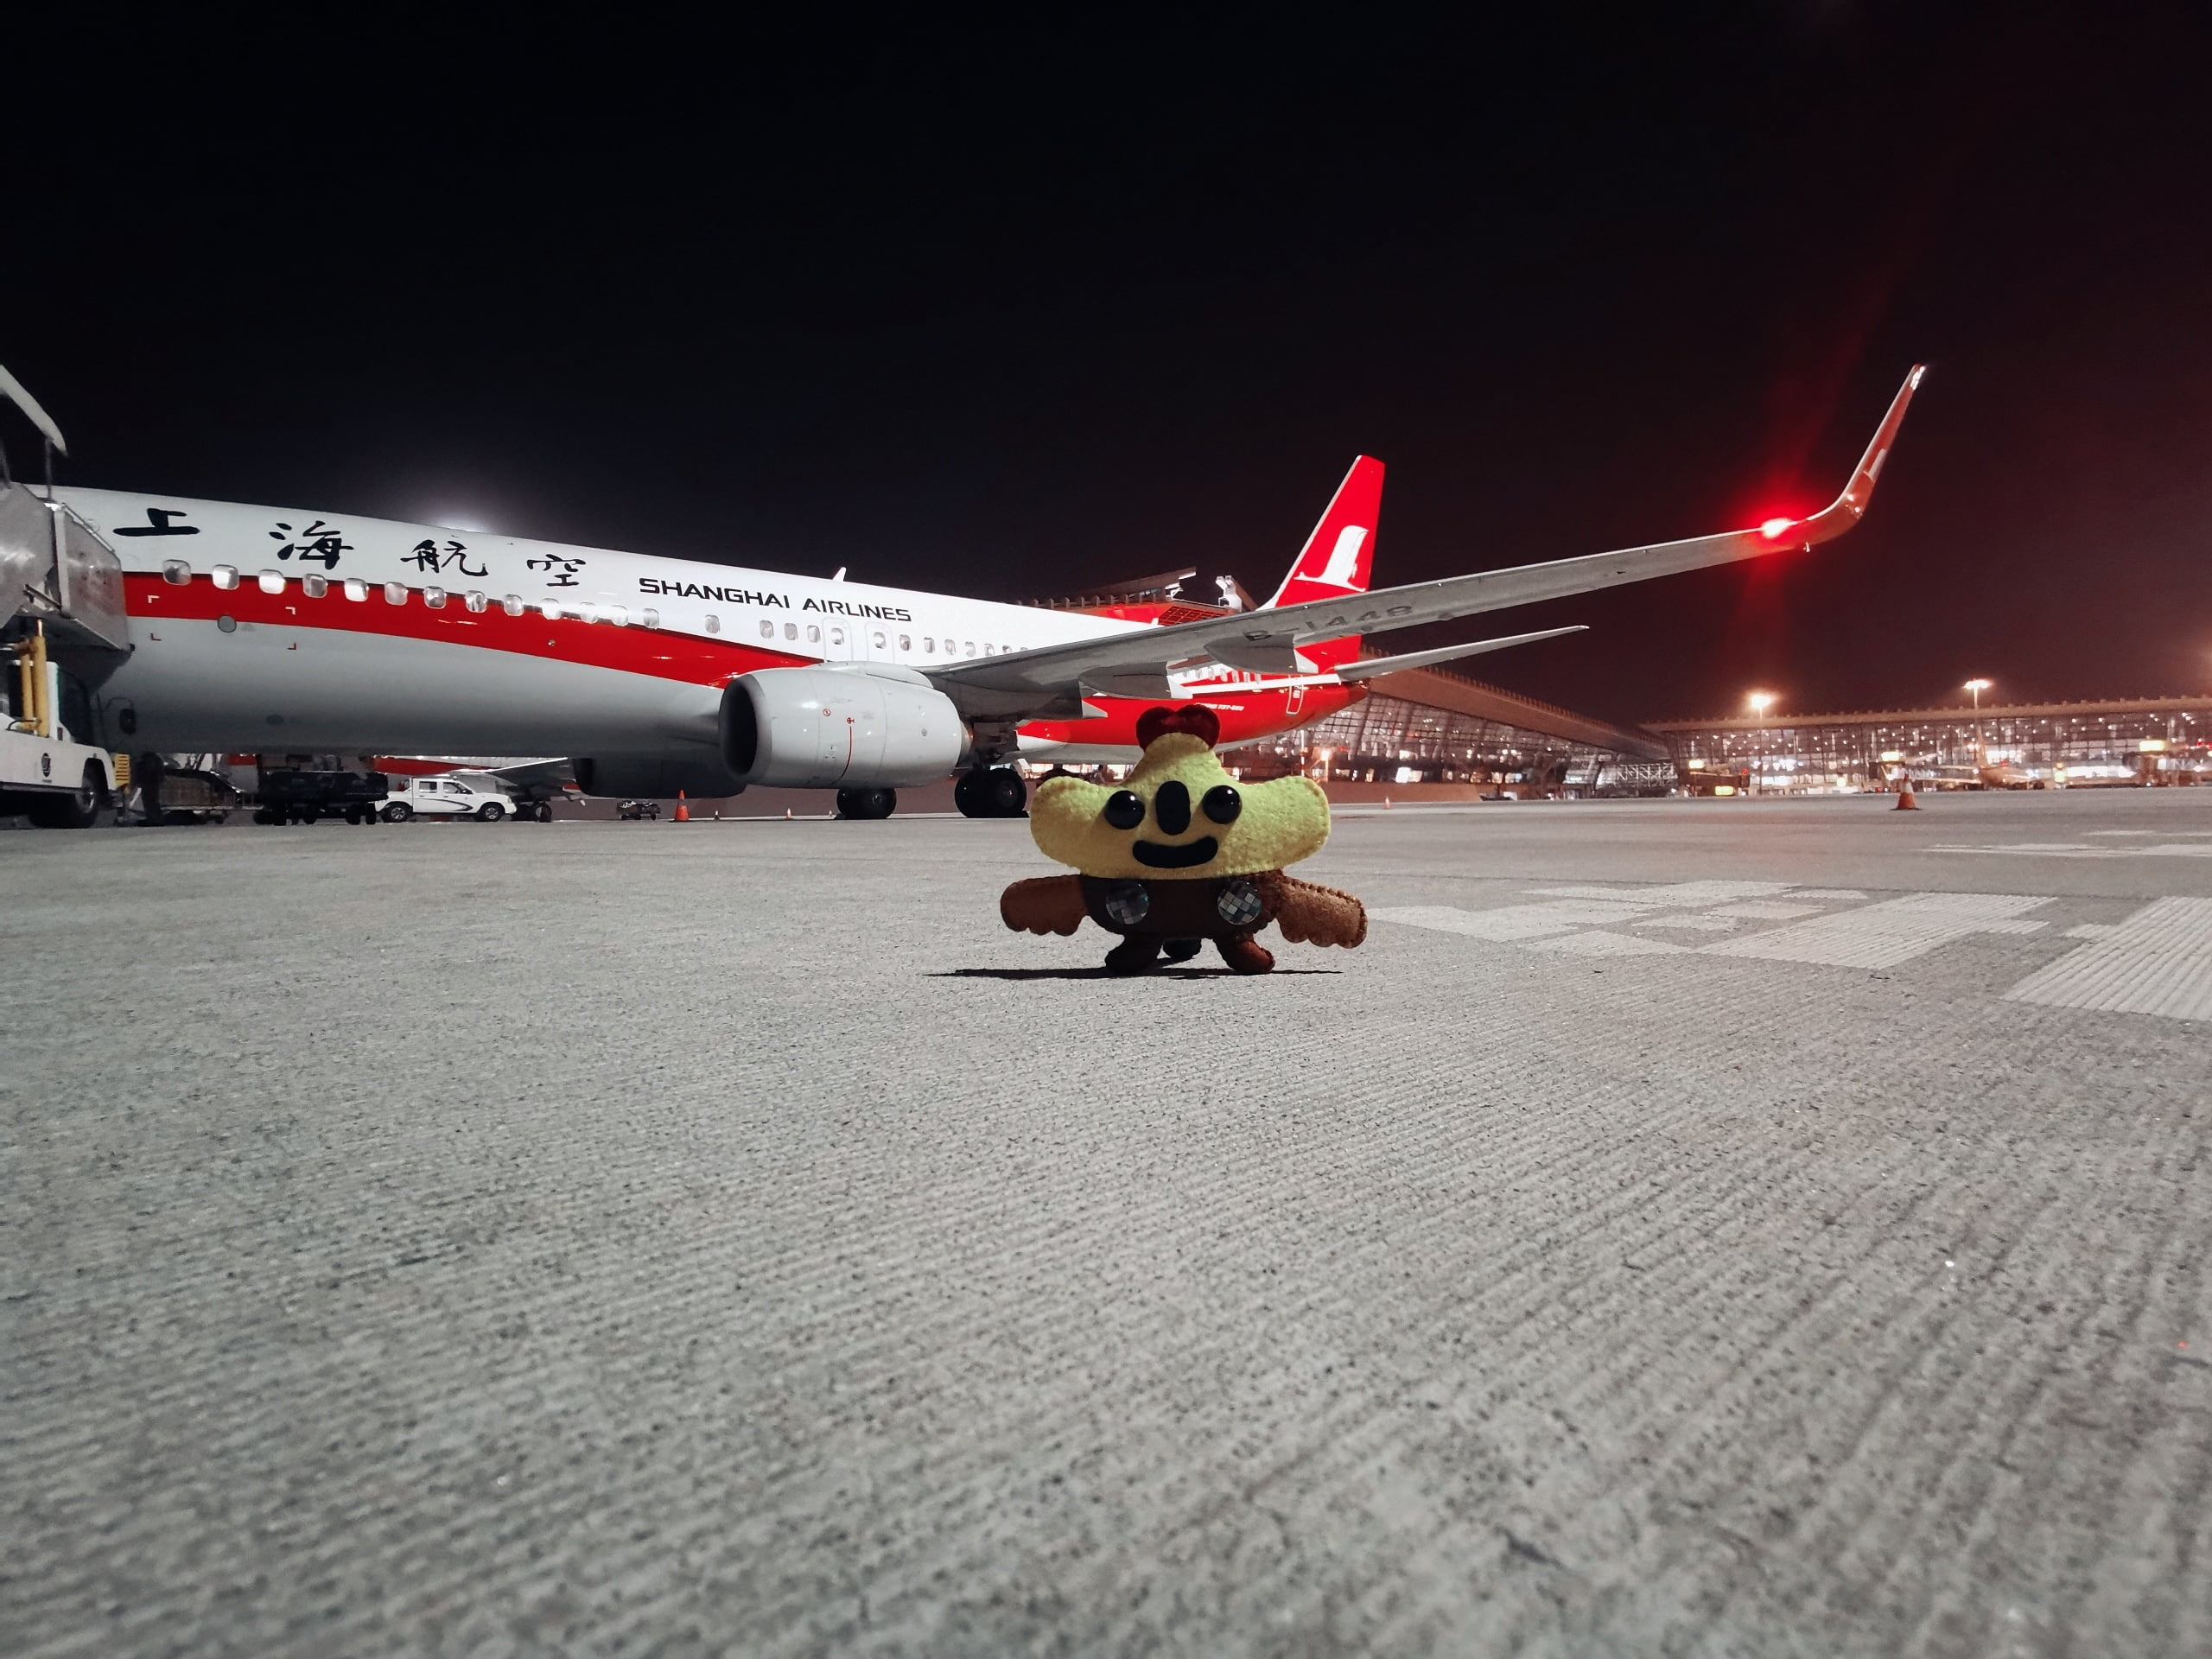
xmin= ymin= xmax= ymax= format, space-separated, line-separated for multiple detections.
xmin=7 ymin=5 xmax=2208 ymax=725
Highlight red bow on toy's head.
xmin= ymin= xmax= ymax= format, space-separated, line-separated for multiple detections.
xmin=1135 ymin=704 xmax=1222 ymax=749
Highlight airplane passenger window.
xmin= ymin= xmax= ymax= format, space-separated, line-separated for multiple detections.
xmin=760 ymin=620 xmax=774 ymax=639
xmin=874 ymin=632 xmax=887 ymax=649
xmin=808 ymin=626 xmax=821 ymax=643
xmin=423 ymin=587 xmax=447 ymax=608
xmin=830 ymin=627 xmax=845 ymax=646
xmin=785 ymin=622 xmax=798 ymax=641
xmin=640 ymin=609 xmax=659 ymax=629
xmin=385 ymin=582 xmax=409 ymax=605
xmin=924 ymin=637 xmax=934 ymax=652
xmin=983 ymin=644 xmax=994 ymax=656
xmin=464 ymin=591 xmax=487 ymax=613
xmin=704 ymin=614 xmax=720 ymax=633
xmin=607 ymin=606 xmax=628 ymax=627
xmin=964 ymin=641 xmax=975 ymax=656
xmin=162 ymin=560 xmax=191 ymax=585
xmin=899 ymin=634 xmax=911 ymax=652
xmin=501 ymin=594 xmax=524 ymax=615
xmin=256 ymin=571 xmax=284 ymax=595
xmin=212 ymin=565 xmax=239 ymax=590
xmin=303 ymin=575 xmax=328 ymax=598
xmin=345 ymin=579 xmax=369 ymax=601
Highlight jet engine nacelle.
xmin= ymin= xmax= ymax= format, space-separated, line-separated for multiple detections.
xmin=721 ymin=665 xmax=964 ymax=789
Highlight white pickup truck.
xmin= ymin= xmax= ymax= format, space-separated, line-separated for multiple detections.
xmin=379 ymin=772 xmax=512 ymax=822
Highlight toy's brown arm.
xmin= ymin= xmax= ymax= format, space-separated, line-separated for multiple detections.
xmin=1270 ymin=875 xmax=1368 ymax=948
xmin=1001 ymin=874 xmax=1089 ymax=936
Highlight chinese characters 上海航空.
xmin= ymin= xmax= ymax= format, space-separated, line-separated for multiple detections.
xmin=268 ymin=519 xmax=351 ymax=568
xmin=527 ymin=554 xmax=587 ymax=588
xmin=404 ymin=539 xmax=489 ymax=578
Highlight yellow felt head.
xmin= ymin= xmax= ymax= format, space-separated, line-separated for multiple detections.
xmin=1029 ymin=733 xmax=1332 ymax=879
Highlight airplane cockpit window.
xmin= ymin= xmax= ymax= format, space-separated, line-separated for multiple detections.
xmin=162 ymin=560 xmax=191 ymax=585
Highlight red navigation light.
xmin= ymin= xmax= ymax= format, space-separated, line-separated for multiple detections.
xmin=1758 ymin=517 xmax=1796 ymax=541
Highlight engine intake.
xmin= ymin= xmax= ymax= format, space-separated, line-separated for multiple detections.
xmin=721 ymin=666 xmax=964 ymax=789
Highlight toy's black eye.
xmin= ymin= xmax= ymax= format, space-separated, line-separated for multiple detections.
xmin=1201 ymin=785 xmax=1242 ymax=823
xmin=1103 ymin=790 xmax=1145 ymax=829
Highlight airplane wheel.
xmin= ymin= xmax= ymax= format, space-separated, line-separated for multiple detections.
xmin=836 ymin=786 xmax=896 ymax=820
xmin=382 ymin=802 xmax=413 ymax=823
xmin=955 ymin=767 xmax=1026 ymax=818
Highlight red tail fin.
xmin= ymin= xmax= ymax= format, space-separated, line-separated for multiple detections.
xmin=1262 ymin=455 xmax=1384 ymax=610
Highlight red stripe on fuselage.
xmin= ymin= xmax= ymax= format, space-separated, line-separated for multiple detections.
xmin=124 ymin=574 xmax=1359 ymax=749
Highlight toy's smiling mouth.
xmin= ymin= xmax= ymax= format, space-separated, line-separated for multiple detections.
xmin=1133 ymin=836 xmax=1218 ymax=868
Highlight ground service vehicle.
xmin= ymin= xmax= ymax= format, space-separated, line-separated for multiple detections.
xmin=381 ymin=773 xmax=508 ymax=822
xmin=255 ymin=767 xmax=391 ymax=825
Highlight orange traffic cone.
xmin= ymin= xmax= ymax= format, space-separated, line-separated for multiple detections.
xmin=673 ymin=789 xmax=690 ymax=823
xmin=1894 ymin=775 xmax=1917 ymax=810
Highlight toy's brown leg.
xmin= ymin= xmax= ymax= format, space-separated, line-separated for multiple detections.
xmin=1161 ymin=938 xmax=1203 ymax=963
xmin=1218 ymin=935 xmax=1275 ymax=975
xmin=1104 ymin=936 xmax=1161 ymax=976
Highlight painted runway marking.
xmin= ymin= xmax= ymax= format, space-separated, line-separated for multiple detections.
xmin=1701 ymin=893 xmax=2050 ymax=969
xmin=1364 ymin=900 xmax=1652 ymax=940
xmin=1710 ymin=900 xmax=1828 ymax=920
xmin=1931 ymin=842 xmax=2212 ymax=859
xmin=2004 ymin=897 xmax=2212 ymax=1022
xmin=1529 ymin=881 xmax=1789 ymax=906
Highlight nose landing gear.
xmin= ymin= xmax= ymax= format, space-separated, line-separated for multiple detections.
xmin=953 ymin=766 xmax=1027 ymax=819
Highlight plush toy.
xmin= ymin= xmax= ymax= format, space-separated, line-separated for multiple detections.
xmin=1000 ymin=705 xmax=1368 ymax=974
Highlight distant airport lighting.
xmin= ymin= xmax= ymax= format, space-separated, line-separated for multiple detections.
xmin=1746 ymin=692 xmax=1776 ymax=715
xmin=1880 ymin=750 xmax=1904 ymax=763
xmin=1758 ymin=517 xmax=1796 ymax=540
xmin=2140 ymin=738 xmax=2169 ymax=753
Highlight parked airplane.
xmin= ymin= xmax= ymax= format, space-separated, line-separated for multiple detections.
xmin=9 ymin=365 xmax=1923 ymax=819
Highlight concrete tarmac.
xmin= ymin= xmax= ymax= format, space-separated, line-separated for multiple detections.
xmin=3 ymin=791 xmax=2209 ymax=1656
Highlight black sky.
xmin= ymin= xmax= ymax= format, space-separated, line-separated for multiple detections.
xmin=7 ymin=3 xmax=2209 ymax=723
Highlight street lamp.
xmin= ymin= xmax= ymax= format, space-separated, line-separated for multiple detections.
xmin=1747 ymin=691 xmax=1776 ymax=794
xmin=1964 ymin=678 xmax=1991 ymax=765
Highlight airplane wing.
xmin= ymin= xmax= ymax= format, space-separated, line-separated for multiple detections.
xmin=929 ymin=365 xmax=1925 ymax=720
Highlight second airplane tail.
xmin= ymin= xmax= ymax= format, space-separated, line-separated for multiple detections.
xmin=1260 ymin=454 xmax=1383 ymax=673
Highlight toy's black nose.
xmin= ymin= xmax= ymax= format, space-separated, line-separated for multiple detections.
xmin=1153 ymin=781 xmax=1192 ymax=835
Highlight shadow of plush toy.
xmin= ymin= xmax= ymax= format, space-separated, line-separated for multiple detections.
xmin=999 ymin=704 xmax=1368 ymax=975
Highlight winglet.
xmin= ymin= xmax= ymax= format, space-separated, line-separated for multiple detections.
xmin=1801 ymin=364 xmax=1926 ymax=542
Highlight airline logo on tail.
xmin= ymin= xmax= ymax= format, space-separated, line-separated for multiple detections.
xmin=1263 ymin=455 xmax=1383 ymax=610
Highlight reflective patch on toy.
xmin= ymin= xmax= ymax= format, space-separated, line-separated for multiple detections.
xmin=1098 ymin=880 xmax=1151 ymax=926
xmin=1217 ymin=879 xmax=1264 ymax=929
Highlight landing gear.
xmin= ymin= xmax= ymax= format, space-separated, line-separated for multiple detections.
xmin=954 ymin=766 xmax=1027 ymax=819
xmin=531 ymin=801 xmax=553 ymax=823
xmin=836 ymin=785 xmax=897 ymax=820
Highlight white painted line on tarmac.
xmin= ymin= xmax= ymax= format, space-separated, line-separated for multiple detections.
xmin=1367 ymin=899 xmax=1652 ymax=939
xmin=1710 ymin=900 xmax=1829 ymax=919
xmin=1527 ymin=929 xmax=1686 ymax=956
xmin=2003 ymin=896 xmax=2212 ymax=1022
xmin=1931 ymin=842 xmax=2212 ymax=859
xmin=1634 ymin=914 xmax=1739 ymax=931
xmin=1529 ymin=880 xmax=1790 ymax=906
xmin=1699 ymin=893 xmax=2051 ymax=969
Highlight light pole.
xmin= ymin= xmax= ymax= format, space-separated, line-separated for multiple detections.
xmin=1964 ymin=678 xmax=1991 ymax=767
xmin=1747 ymin=692 xmax=1775 ymax=795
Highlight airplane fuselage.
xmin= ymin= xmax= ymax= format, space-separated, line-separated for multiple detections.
xmin=61 ymin=487 xmax=1354 ymax=772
